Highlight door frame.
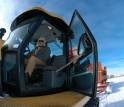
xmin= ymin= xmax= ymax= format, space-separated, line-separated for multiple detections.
xmin=69 ymin=10 xmax=98 ymax=98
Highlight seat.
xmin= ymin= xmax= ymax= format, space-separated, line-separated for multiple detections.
xmin=33 ymin=55 xmax=66 ymax=88
xmin=44 ymin=55 xmax=66 ymax=70
xmin=42 ymin=55 xmax=66 ymax=88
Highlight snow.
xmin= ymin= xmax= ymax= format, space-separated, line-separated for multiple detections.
xmin=99 ymin=76 xmax=124 ymax=107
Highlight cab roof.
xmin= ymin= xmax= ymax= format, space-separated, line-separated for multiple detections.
xmin=10 ymin=7 xmax=71 ymax=35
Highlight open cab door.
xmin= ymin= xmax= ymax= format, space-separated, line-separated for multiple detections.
xmin=69 ymin=10 xmax=98 ymax=106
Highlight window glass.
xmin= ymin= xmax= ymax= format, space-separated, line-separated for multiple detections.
xmin=3 ymin=53 xmax=17 ymax=84
xmin=71 ymin=53 xmax=94 ymax=94
xmin=79 ymin=41 xmax=85 ymax=55
xmin=21 ymin=20 xmax=65 ymax=90
xmin=4 ymin=24 xmax=30 ymax=48
xmin=24 ymin=42 xmax=35 ymax=55
xmin=48 ymin=40 xmax=63 ymax=56
xmin=70 ymin=15 xmax=85 ymax=55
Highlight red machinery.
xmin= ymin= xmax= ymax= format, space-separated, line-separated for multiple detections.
xmin=97 ymin=63 xmax=107 ymax=93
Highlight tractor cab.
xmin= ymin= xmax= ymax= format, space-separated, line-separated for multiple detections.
xmin=1 ymin=8 xmax=98 ymax=97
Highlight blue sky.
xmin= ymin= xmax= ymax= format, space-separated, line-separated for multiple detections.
xmin=0 ymin=0 xmax=124 ymax=74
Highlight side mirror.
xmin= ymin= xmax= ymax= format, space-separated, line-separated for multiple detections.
xmin=0 ymin=28 xmax=6 ymax=38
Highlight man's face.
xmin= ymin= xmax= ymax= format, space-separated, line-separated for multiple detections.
xmin=37 ymin=39 xmax=45 ymax=47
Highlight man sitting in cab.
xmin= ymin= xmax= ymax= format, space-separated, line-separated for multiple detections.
xmin=25 ymin=37 xmax=51 ymax=79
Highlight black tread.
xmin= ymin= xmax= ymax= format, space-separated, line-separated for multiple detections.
xmin=84 ymin=97 xmax=99 ymax=107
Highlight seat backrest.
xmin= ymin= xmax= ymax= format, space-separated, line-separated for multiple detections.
xmin=51 ymin=55 xmax=66 ymax=69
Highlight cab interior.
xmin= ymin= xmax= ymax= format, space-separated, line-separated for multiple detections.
xmin=22 ymin=19 xmax=68 ymax=91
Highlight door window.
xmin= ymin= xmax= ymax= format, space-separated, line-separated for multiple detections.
xmin=69 ymin=10 xmax=98 ymax=97
xmin=69 ymin=14 xmax=85 ymax=56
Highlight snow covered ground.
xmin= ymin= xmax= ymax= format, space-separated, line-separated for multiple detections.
xmin=99 ymin=76 xmax=124 ymax=107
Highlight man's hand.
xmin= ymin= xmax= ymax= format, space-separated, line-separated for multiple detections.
xmin=34 ymin=47 xmax=42 ymax=55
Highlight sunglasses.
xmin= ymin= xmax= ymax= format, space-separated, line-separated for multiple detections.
xmin=38 ymin=40 xmax=44 ymax=43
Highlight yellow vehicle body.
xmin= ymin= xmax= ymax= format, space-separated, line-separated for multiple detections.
xmin=0 ymin=91 xmax=90 ymax=107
